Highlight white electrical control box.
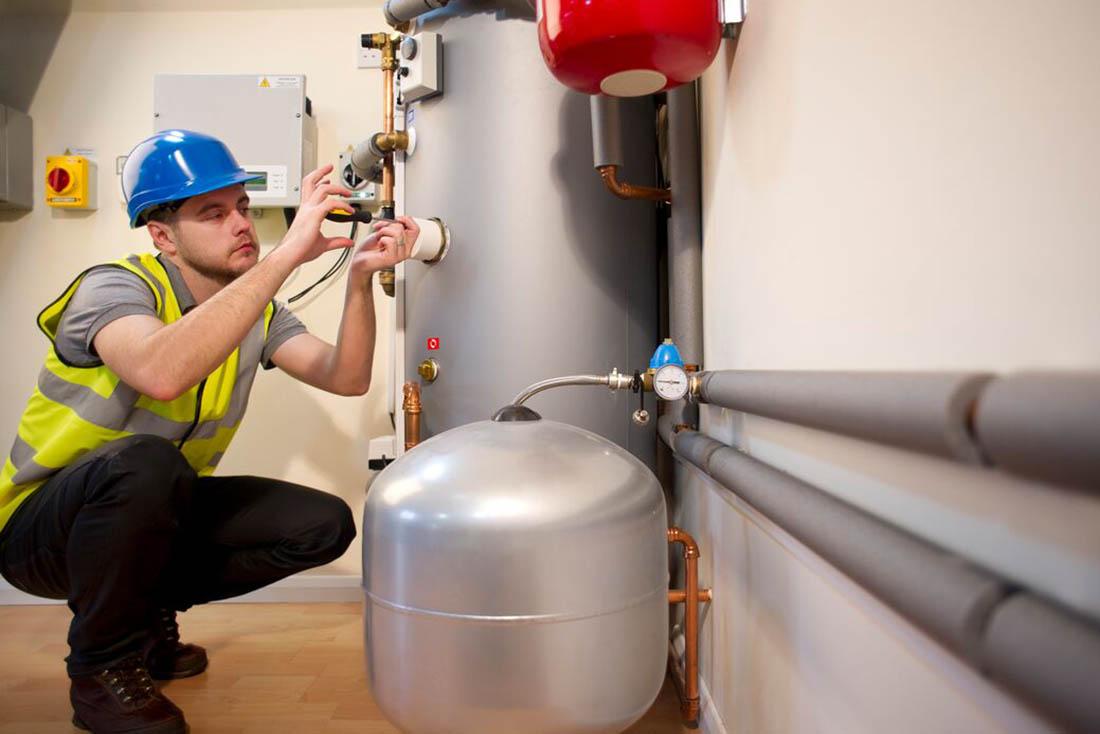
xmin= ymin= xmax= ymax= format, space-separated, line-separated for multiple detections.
xmin=399 ymin=32 xmax=443 ymax=104
xmin=153 ymin=74 xmax=317 ymax=207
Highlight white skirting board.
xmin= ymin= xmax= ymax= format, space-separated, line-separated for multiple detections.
xmin=698 ymin=674 xmax=727 ymax=734
xmin=0 ymin=575 xmax=363 ymax=606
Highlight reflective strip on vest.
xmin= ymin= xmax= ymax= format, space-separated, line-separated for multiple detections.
xmin=0 ymin=252 xmax=273 ymax=533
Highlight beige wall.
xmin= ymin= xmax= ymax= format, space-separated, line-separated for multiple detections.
xmin=691 ymin=0 xmax=1100 ymax=730
xmin=0 ymin=4 xmax=393 ymax=576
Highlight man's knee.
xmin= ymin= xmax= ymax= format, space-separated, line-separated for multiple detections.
xmin=288 ymin=494 xmax=356 ymax=566
xmin=87 ymin=435 xmax=196 ymax=515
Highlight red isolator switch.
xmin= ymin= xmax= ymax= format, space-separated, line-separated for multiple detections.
xmin=47 ymin=167 xmax=72 ymax=193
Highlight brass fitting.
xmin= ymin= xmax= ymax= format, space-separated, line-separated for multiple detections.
xmin=378 ymin=268 xmax=396 ymax=297
xmin=403 ymin=381 xmax=422 ymax=450
xmin=372 ymin=130 xmax=411 ymax=154
xmin=363 ymin=32 xmax=400 ymax=71
xmin=418 ymin=359 xmax=440 ymax=383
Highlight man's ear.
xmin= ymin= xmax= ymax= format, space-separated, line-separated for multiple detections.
xmin=147 ymin=221 xmax=177 ymax=255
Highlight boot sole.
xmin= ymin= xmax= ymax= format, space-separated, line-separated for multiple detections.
xmin=72 ymin=713 xmax=189 ymax=734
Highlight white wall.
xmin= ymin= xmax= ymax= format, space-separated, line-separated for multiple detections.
xmin=0 ymin=2 xmax=393 ymax=577
xmin=690 ymin=0 xmax=1100 ymax=730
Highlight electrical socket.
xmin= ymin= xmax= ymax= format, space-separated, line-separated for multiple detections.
xmin=358 ymin=47 xmax=382 ymax=69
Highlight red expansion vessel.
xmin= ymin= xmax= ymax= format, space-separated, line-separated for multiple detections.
xmin=537 ymin=0 xmax=723 ymax=97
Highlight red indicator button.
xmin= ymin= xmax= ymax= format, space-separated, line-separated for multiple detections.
xmin=427 ymin=337 xmax=440 ymax=350
xmin=47 ymin=167 xmax=71 ymax=193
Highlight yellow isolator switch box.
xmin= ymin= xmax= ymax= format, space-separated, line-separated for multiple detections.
xmin=45 ymin=155 xmax=97 ymax=210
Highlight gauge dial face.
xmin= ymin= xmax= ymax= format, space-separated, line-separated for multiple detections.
xmin=653 ymin=364 xmax=689 ymax=401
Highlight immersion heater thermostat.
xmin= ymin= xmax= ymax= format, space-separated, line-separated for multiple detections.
xmin=399 ymin=32 xmax=443 ymax=104
xmin=45 ymin=155 xmax=97 ymax=210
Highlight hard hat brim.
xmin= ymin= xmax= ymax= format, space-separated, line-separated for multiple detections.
xmin=129 ymin=169 xmax=265 ymax=228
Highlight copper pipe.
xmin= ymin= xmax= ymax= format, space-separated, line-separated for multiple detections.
xmin=667 ymin=526 xmax=711 ymax=725
xmin=403 ymin=381 xmax=422 ymax=450
xmin=597 ymin=165 xmax=671 ymax=203
xmin=382 ymin=65 xmax=395 ymax=206
xmin=668 ymin=588 xmax=713 ymax=604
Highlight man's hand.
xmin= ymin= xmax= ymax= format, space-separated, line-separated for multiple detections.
xmin=280 ymin=165 xmax=356 ymax=266
xmin=349 ymin=216 xmax=419 ymax=280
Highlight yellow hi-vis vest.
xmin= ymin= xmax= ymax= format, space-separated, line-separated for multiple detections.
xmin=0 ymin=252 xmax=274 ymax=533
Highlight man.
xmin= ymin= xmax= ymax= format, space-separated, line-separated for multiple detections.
xmin=0 ymin=130 xmax=416 ymax=734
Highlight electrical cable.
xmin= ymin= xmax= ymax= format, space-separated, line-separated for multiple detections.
xmin=286 ymin=219 xmax=358 ymax=304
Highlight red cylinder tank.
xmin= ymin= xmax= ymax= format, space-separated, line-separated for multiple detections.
xmin=537 ymin=0 xmax=722 ymax=97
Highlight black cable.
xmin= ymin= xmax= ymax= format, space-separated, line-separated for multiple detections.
xmin=286 ymin=220 xmax=357 ymax=304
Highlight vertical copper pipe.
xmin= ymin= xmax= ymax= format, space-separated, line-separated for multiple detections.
xmin=403 ymin=381 xmax=421 ymax=450
xmin=668 ymin=526 xmax=709 ymax=724
xmin=382 ymin=64 xmax=396 ymax=206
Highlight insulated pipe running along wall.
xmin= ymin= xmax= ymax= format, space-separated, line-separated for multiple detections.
xmin=695 ymin=369 xmax=1100 ymax=491
xmin=697 ymin=371 xmax=993 ymax=463
xmin=666 ymin=83 xmax=704 ymax=428
xmin=973 ymin=372 xmax=1100 ymax=491
xmin=658 ymin=416 xmax=1100 ymax=732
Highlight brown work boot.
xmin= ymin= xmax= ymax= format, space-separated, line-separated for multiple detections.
xmin=145 ymin=608 xmax=208 ymax=680
xmin=70 ymin=655 xmax=187 ymax=734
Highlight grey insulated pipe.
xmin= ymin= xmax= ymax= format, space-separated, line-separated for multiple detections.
xmin=383 ymin=0 xmax=449 ymax=26
xmin=694 ymin=369 xmax=1100 ymax=492
xmin=696 ymin=370 xmax=993 ymax=463
xmin=666 ymin=83 xmax=704 ymax=427
xmin=973 ymin=372 xmax=1100 ymax=491
xmin=590 ymin=95 xmax=624 ymax=169
xmin=350 ymin=135 xmax=386 ymax=182
xmin=659 ymin=416 xmax=1100 ymax=732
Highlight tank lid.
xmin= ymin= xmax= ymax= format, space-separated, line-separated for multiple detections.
xmin=491 ymin=404 xmax=542 ymax=422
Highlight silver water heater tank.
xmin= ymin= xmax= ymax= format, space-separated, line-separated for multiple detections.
xmin=363 ymin=407 xmax=669 ymax=733
xmin=400 ymin=0 xmax=658 ymax=465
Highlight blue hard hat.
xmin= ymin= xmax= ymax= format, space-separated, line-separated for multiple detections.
xmin=121 ymin=130 xmax=262 ymax=227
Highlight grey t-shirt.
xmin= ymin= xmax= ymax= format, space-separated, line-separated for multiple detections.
xmin=54 ymin=263 xmax=307 ymax=370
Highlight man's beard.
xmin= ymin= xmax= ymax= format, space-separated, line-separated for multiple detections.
xmin=176 ymin=234 xmax=257 ymax=285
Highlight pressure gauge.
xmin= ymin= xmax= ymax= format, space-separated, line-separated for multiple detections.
xmin=653 ymin=364 xmax=689 ymax=401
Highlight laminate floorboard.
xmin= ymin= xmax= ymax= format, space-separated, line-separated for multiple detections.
xmin=0 ymin=603 xmax=692 ymax=733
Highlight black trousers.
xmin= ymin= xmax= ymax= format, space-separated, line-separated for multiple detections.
xmin=0 ymin=435 xmax=356 ymax=676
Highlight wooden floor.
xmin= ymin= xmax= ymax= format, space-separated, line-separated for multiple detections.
xmin=0 ymin=603 xmax=693 ymax=734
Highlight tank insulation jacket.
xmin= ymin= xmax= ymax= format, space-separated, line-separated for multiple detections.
xmin=537 ymin=0 xmax=722 ymax=97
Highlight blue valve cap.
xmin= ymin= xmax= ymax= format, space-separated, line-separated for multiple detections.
xmin=649 ymin=338 xmax=684 ymax=370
